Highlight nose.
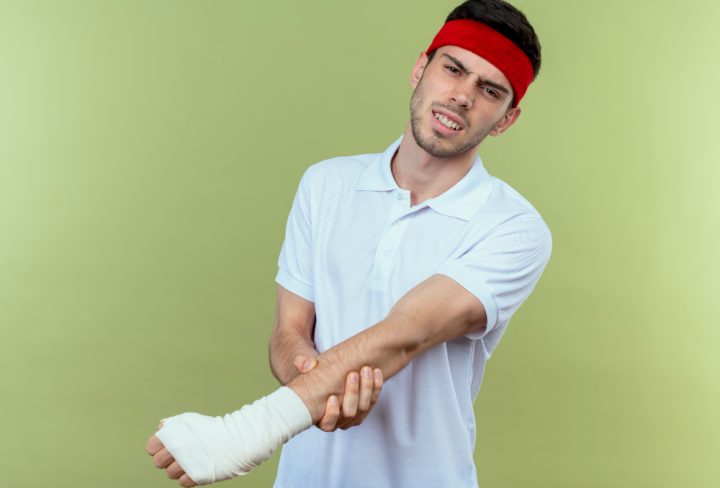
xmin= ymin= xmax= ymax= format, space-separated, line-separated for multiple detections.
xmin=450 ymin=80 xmax=474 ymax=109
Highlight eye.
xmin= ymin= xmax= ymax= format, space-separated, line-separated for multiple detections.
xmin=483 ymin=87 xmax=500 ymax=99
xmin=444 ymin=65 xmax=460 ymax=75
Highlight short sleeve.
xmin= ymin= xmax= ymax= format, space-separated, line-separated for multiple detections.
xmin=435 ymin=217 xmax=552 ymax=340
xmin=275 ymin=168 xmax=315 ymax=302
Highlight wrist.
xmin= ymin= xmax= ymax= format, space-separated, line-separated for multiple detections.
xmin=287 ymin=354 xmax=344 ymax=423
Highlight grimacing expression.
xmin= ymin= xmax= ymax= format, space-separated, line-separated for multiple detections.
xmin=409 ymin=47 xmax=515 ymax=158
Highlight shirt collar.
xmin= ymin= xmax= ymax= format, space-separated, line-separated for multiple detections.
xmin=356 ymin=135 xmax=404 ymax=192
xmin=356 ymin=134 xmax=495 ymax=221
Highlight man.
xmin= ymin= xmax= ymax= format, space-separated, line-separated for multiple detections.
xmin=147 ymin=1 xmax=551 ymax=486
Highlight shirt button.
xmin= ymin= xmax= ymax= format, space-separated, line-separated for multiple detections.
xmin=396 ymin=192 xmax=404 ymax=201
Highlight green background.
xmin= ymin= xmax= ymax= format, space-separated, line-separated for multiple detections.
xmin=1 ymin=1 xmax=718 ymax=486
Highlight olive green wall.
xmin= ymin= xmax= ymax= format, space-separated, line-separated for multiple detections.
xmin=1 ymin=1 xmax=717 ymax=486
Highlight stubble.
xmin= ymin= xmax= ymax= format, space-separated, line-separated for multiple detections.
xmin=409 ymin=75 xmax=493 ymax=158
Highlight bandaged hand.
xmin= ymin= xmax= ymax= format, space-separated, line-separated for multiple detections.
xmin=146 ymin=386 xmax=312 ymax=486
xmin=146 ymin=354 xmax=384 ymax=486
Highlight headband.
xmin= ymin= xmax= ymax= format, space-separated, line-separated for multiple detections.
xmin=425 ymin=19 xmax=534 ymax=107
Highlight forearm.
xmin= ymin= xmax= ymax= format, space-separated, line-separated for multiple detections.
xmin=268 ymin=326 xmax=319 ymax=385
xmin=287 ymin=275 xmax=484 ymax=423
xmin=150 ymin=277 xmax=484 ymax=484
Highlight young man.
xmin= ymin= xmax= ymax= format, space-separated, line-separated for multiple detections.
xmin=147 ymin=1 xmax=551 ymax=486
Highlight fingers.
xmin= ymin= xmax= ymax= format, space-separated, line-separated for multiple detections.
xmin=152 ymin=448 xmax=174 ymax=469
xmin=147 ymin=420 xmax=196 ymax=486
xmin=342 ymin=367 xmax=384 ymax=429
xmin=293 ymin=355 xmax=317 ymax=373
xmin=370 ymin=368 xmax=384 ymax=406
xmin=146 ymin=420 xmax=167 ymax=456
xmin=166 ymin=461 xmax=184 ymax=479
xmin=318 ymin=395 xmax=340 ymax=432
xmin=178 ymin=473 xmax=197 ymax=487
xmin=357 ymin=367 xmax=374 ymax=413
xmin=146 ymin=434 xmax=165 ymax=456
xmin=341 ymin=371 xmax=360 ymax=418
xmin=167 ymin=462 xmax=197 ymax=486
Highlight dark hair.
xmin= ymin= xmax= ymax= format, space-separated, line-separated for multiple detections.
xmin=427 ymin=0 xmax=541 ymax=81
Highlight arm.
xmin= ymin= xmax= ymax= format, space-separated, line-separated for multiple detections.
xmin=267 ymin=166 xmax=387 ymax=421
xmin=147 ymin=284 xmax=387 ymax=488
xmin=147 ymin=274 xmax=477 ymax=488
xmin=268 ymin=283 xmax=319 ymax=385
xmin=288 ymin=273 xmax=486 ymax=422
xmin=270 ymin=282 xmax=385 ymax=431
xmin=148 ymin=219 xmax=550 ymax=485
xmin=288 ymin=215 xmax=552 ymax=422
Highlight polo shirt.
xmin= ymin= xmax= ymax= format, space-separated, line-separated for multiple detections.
xmin=273 ymin=134 xmax=552 ymax=488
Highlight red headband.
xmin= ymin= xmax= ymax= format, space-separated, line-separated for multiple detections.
xmin=426 ymin=19 xmax=534 ymax=107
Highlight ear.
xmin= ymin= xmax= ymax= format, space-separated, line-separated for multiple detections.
xmin=490 ymin=106 xmax=522 ymax=137
xmin=409 ymin=51 xmax=429 ymax=90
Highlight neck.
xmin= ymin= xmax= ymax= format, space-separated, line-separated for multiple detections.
xmin=391 ymin=123 xmax=477 ymax=206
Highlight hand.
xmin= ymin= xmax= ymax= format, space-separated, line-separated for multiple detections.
xmin=146 ymin=422 xmax=197 ymax=487
xmin=293 ymin=355 xmax=384 ymax=432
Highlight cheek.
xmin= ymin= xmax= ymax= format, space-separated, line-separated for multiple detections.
xmin=417 ymin=76 xmax=445 ymax=99
xmin=474 ymin=107 xmax=505 ymax=126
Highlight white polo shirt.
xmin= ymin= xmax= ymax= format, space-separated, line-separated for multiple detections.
xmin=273 ymin=134 xmax=552 ymax=488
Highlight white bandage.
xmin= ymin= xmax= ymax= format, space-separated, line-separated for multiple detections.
xmin=156 ymin=386 xmax=312 ymax=485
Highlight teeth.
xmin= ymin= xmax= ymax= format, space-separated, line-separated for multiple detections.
xmin=433 ymin=112 xmax=461 ymax=130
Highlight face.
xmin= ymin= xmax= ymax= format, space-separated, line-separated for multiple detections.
xmin=409 ymin=45 xmax=521 ymax=158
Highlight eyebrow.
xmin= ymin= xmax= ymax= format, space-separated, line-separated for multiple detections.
xmin=441 ymin=53 xmax=511 ymax=96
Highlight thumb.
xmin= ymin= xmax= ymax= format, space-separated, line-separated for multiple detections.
xmin=293 ymin=355 xmax=317 ymax=373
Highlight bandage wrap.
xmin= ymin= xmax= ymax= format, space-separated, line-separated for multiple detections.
xmin=156 ymin=386 xmax=312 ymax=485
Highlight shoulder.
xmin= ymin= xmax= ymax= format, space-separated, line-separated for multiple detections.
xmin=302 ymin=149 xmax=381 ymax=188
xmin=483 ymin=177 xmax=543 ymax=218
xmin=469 ymin=176 xmax=552 ymax=248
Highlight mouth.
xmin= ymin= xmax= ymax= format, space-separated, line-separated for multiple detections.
xmin=431 ymin=110 xmax=464 ymax=135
